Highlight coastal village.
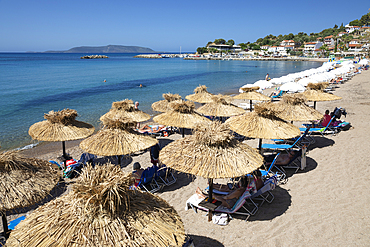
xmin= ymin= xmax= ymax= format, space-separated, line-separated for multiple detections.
xmin=136 ymin=23 xmax=370 ymax=61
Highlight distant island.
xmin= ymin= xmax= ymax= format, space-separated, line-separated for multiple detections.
xmin=42 ymin=45 xmax=156 ymax=53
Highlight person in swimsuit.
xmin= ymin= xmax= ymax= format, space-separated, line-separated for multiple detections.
xmin=132 ymin=162 xmax=144 ymax=187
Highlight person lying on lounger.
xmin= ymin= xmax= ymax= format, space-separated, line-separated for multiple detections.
xmin=265 ymin=151 xmax=297 ymax=166
xmin=195 ymin=175 xmax=257 ymax=209
xmin=138 ymin=125 xmax=166 ymax=133
xmin=211 ymin=170 xmax=263 ymax=193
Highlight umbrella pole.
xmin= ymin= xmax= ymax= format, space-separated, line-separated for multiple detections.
xmin=208 ymin=178 xmax=213 ymax=222
xmin=250 ymin=100 xmax=253 ymax=112
xmin=118 ymin=155 xmax=121 ymax=166
xmin=258 ymin=139 xmax=262 ymax=153
xmin=313 ymin=101 xmax=317 ymax=109
xmin=1 ymin=212 xmax=9 ymax=239
xmin=182 ymin=128 xmax=185 ymax=138
xmin=62 ymin=141 xmax=67 ymax=170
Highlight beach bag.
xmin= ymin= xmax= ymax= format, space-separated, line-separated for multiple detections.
xmin=212 ymin=212 xmax=229 ymax=226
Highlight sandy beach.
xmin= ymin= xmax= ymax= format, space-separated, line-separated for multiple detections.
xmin=6 ymin=68 xmax=370 ymax=246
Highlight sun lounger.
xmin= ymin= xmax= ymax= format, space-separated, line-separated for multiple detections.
xmin=136 ymin=125 xmax=171 ymax=137
xmin=185 ymin=189 xmax=254 ymax=221
xmin=300 ymin=117 xmax=337 ymax=137
xmin=137 ymin=166 xmax=163 ymax=193
xmin=261 ymin=128 xmax=310 ymax=151
xmin=260 ymin=153 xmax=285 ymax=183
xmin=155 ymin=165 xmax=177 ymax=186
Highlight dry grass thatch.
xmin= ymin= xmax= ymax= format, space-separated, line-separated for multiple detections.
xmin=79 ymin=122 xmax=158 ymax=156
xmin=240 ymin=86 xmax=260 ymax=92
xmin=196 ymin=95 xmax=246 ymax=117
xmin=159 ymin=121 xmax=263 ymax=179
xmin=0 ymin=150 xmax=60 ymax=212
xmin=233 ymin=90 xmax=271 ymax=101
xmin=307 ymin=82 xmax=330 ymax=91
xmin=269 ymin=94 xmax=323 ymax=121
xmin=152 ymin=93 xmax=183 ymax=112
xmin=29 ymin=109 xmax=95 ymax=142
xmin=225 ymin=103 xmax=301 ymax=139
xmin=101 ymin=99 xmax=151 ymax=123
xmin=299 ymin=89 xmax=342 ymax=102
xmin=6 ymin=163 xmax=185 ymax=247
xmin=153 ymin=101 xmax=211 ymax=128
xmin=185 ymin=85 xmax=214 ymax=103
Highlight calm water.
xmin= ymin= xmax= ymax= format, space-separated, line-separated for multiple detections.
xmin=0 ymin=53 xmax=322 ymax=150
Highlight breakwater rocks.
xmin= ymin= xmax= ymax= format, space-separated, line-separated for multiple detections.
xmin=80 ymin=55 xmax=109 ymax=59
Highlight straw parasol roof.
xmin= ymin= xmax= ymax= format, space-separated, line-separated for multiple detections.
xmin=6 ymin=163 xmax=185 ymax=247
xmin=233 ymin=86 xmax=271 ymax=101
xmin=185 ymin=85 xmax=215 ymax=103
xmin=270 ymin=94 xmax=323 ymax=122
xmin=196 ymin=94 xmax=245 ymax=117
xmin=306 ymin=82 xmax=329 ymax=91
xmin=80 ymin=118 xmax=158 ymax=157
xmin=153 ymin=101 xmax=211 ymax=129
xmin=100 ymin=99 xmax=151 ymax=122
xmin=159 ymin=121 xmax=263 ymax=179
xmin=29 ymin=109 xmax=95 ymax=142
xmin=299 ymin=89 xmax=342 ymax=102
xmin=225 ymin=103 xmax=301 ymax=140
xmin=0 ymin=150 xmax=60 ymax=212
xmin=151 ymin=93 xmax=183 ymax=112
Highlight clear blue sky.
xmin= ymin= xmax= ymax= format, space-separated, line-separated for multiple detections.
xmin=0 ymin=0 xmax=368 ymax=52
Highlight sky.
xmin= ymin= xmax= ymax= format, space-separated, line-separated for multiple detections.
xmin=0 ymin=0 xmax=369 ymax=52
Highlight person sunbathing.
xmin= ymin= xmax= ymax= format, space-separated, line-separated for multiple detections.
xmin=132 ymin=162 xmax=144 ymax=187
xmin=196 ymin=175 xmax=256 ymax=209
xmin=138 ymin=125 xmax=166 ymax=133
xmin=319 ymin=110 xmax=331 ymax=127
xmin=265 ymin=151 xmax=297 ymax=166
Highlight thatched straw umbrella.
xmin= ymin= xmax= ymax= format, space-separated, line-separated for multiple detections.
xmin=80 ymin=118 xmax=158 ymax=165
xmin=100 ymin=99 xmax=151 ymax=122
xmin=196 ymin=94 xmax=245 ymax=119
xmin=153 ymin=101 xmax=211 ymax=137
xmin=152 ymin=93 xmax=183 ymax=112
xmin=6 ymin=163 xmax=185 ymax=246
xmin=29 ymin=109 xmax=95 ymax=161
xmin=299 ymin=83 xmax=342 ymax=109
xmin=270 ymin=94 xmax=323 ymax=123
xmin=185 ymin=85 xmax=214 ymax=103
xmin=159 ymin=121 xmax=263 ymax=221
xmin=0 ymin=150 xmax=60 ymax=238
xmin=225 ymin=103 xmax=301 ymax=150
xmin=233 ymin=86 xmax=271 ymax=112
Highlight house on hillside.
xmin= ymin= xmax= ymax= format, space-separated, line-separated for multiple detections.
xmin=324 ymin=35 xmax=335 ymax=47
xmin=304 ymin=41 xmax=323 ymax=55
xmin=348 ymin=39 xmax=363 ymax=52
xmin=261 ymin=45 xmax=270 ymax=50
xmin=268 ymin=46 xmax=292 ymax=56
xmin=345 ymin=25 xmax=360 ymax=33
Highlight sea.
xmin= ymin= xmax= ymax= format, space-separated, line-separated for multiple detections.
xmin=0 ymin=53 xmax=323 ymax=151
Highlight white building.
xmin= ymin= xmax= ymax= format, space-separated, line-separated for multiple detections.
xmin=345 ymin=25 xmax=360 ymax=33
xmin=324 ymin=35 xmax=335 ymax=47
xmin=207 ymin=43 xmax=242 ymax=52
xmin=304 ymin=41 xmax=323 ymax=55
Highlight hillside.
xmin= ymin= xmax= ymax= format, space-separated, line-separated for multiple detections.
xmin=44 ymin=45 xmax=155 ymax=53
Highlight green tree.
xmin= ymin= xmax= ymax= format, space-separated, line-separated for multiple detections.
xmin=349 ymin=19 xmax=362 ymax=26
xmin=197 ymin=47 xmax=208 ymax=54
xmin=333 ymin=24 xmax=338 ymax=29
xmin=214 ymin=39 xmax=226 ymax=44
xmin=226 ymin=39 xmax=235 ymax=46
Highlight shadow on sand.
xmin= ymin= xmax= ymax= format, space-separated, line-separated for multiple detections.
xmin=308 ymin=136 xmax=335 ymax=150
xmin=230 ymin=186 xmax=291 ymax=222
xmin=188 ymin=234 xmax=224 ymax=247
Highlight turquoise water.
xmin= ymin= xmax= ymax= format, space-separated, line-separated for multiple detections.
xmin=0 ymin=53 xmax=322 ymax=150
